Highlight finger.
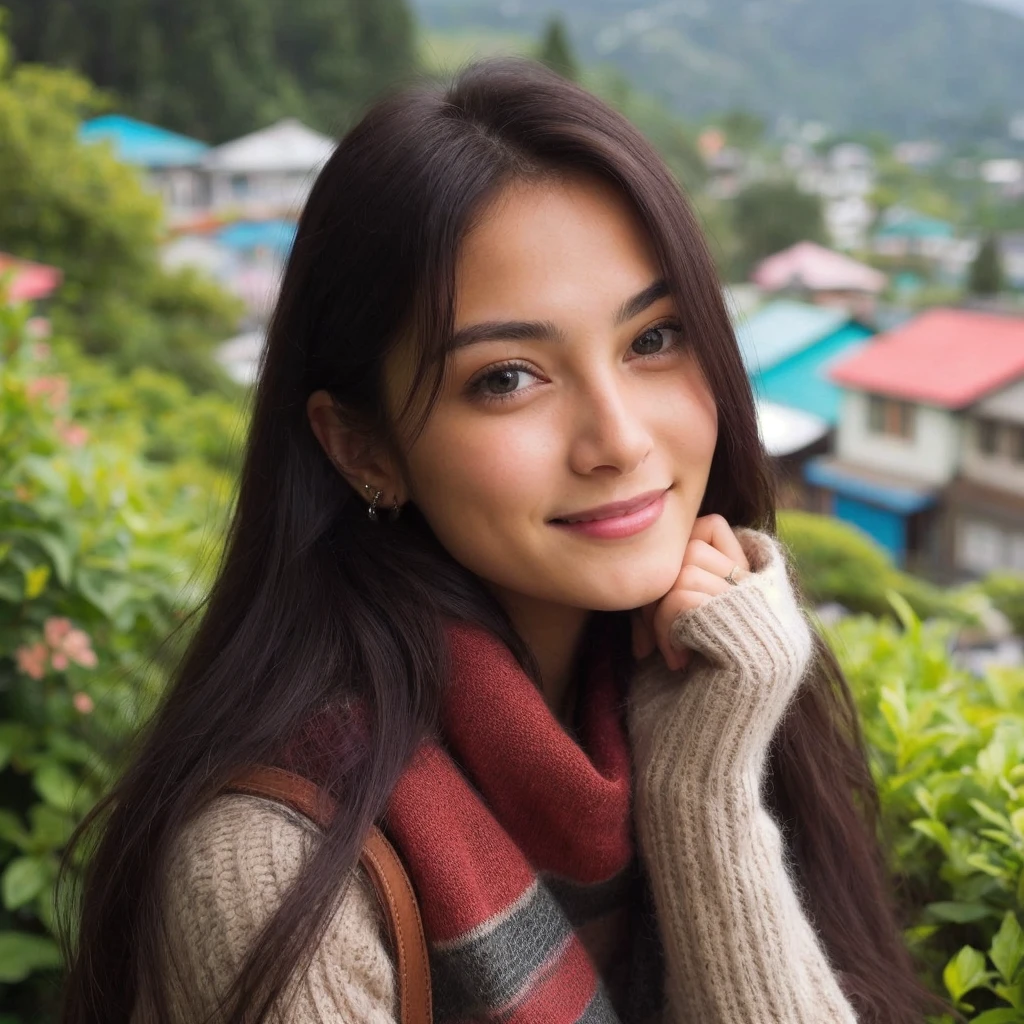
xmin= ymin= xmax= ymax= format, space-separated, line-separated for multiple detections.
xmin=651 ymin=588 xmax=708 ymax=669
xmin=682 ymin=537 xmax=748 ymax=582
xmin=688 ymin=514 xmax=749 ymax=570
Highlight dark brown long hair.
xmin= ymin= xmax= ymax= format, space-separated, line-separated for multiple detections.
xmin=58 ymin=57 xmax=938 ymax=1024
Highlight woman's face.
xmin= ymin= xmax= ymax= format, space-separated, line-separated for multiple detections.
xmin=389 ymin=174 xmax=718 ymax=616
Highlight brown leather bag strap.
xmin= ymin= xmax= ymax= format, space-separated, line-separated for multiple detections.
xmin=224 ymin=765 xmax=432 ymax=1024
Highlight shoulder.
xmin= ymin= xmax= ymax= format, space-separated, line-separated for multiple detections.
xmin=158 ymin=792 xmax=397 ymax=1022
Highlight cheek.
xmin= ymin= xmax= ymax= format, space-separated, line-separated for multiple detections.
xmin=404 ymin=411 xmax=556 ymax=549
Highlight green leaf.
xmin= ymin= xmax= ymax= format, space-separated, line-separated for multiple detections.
xmin=22 ymin=563 xmax=50 ymax=599
xmin=0 ymin=809 xmax=30 ymax=850
xmin=991 ymin=913 xmax=1024 ymax=986
xmin=927 ymin=902 xmax=997 ymax=924
xmin=944 ymin=945 xmax=994 ymax=1005
xmin=912 ymin=818 xmax=952 ymax=854
xmin=33 ymin=762 xmax=78 ymax=811
xmin=2 ymin=856 xmax=48 ymax=910
xmin=0 ymin=931 xmax=62 ymax=982
xmin=970 ymin=1011 xmax=1024 ymax=1024
xmin=972 ymin=800 xmax=1015 ymax=832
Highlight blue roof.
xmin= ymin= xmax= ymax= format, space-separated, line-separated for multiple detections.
xmin=79 ymin=115 xmax=209 ymax=168
xmin=735 ymin=300 xmax=851 ymax=374
xmin=215 ymin=220 xmax=296 ymax=258
xmin=803 ymin=458 xmax=936 ymax=514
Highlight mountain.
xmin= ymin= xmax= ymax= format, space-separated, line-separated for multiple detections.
xmin=412 ymin=0 xmax=1024 ymax=141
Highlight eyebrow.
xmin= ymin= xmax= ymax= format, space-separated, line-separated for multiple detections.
xmin=448 ymin=278 xmax=671 ymax=350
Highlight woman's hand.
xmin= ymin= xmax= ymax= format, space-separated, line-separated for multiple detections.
xmin=630 ymin=514 xmax=751 ymax=671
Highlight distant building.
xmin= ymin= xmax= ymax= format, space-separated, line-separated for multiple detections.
xmin=872 ymin=207 xmax=957 ymax=261
xmin=80 ymin=115 xmax=210 ymax=222
xmin=812 ymin=309 xmax=1024 ymax=577
xmin=751 ymin=242 xmax=888 ymax=320
xmin=736 ymin=299 xmax=874 ymax=423
xmin=893 ymin=140 xmax=944 ymax=170
xmin=795 ymin=144 xmax=876 ymax=249
xmin=202 ymin=119 xmax=335 ymax=219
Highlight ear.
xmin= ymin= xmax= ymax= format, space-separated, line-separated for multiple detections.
xmin=306 ymin=390 xmax=407 ymax=509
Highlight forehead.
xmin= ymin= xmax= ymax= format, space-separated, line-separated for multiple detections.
xmin=453 ymin=174 xmax=663 ymax=324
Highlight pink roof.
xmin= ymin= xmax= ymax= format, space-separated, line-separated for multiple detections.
xmin=752 ymin=241 xmax=887 ymax=294
xmin=0 ymin=253 xmax=63 ymax=302
xmin=829 ymin=308 xmax=1024 ymax=408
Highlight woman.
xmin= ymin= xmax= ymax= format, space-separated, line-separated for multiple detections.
xmin=60 ymin=58 xmax=936 ymax=1024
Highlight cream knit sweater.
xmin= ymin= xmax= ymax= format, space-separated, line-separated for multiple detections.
xmin=152 ymin=529 xmax=858 ymax=1023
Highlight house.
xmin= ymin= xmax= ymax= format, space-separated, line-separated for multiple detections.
xmin=872 ymin=207 xmax=956 ymax=261
xmin=808 ymin=309 xmax=1024 ymax=576
xmin=80 ymin=115 xmax=210 ymax=222
xmin=201 ymin=119 xmax=335 ymax=218
xmin=0 ymin=253 xmax=62 ymax=305
xmin=751 ymin=242 xmax=888 ymax=321
xmin=735 ymin=299 xmax=874 ymax=507
xmin=736 ymin=299 xmax=874 ymax=423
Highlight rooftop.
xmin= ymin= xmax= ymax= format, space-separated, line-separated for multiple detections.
xmin=829 ymin=308 xmax=1024 ymax=408
xmin=80 ymin=115 xmax=209 ymax=168
xmin=752 ymin=241 xmax=888 ymax=295
xmin=202 ymin=118 xmax=335 ymax=175
xmin=735 ymin=299 xmax=852 ymax=374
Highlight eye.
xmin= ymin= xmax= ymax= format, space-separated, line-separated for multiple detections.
xmin=468 ymin=362 xmax=542 ymax=401
xmin=630 ymin=321 xmax=685 ymax=358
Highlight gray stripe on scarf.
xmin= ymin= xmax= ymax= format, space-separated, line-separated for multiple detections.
xmin=430 ymin=880 xmax=576 ymax=1022
xmin=542 ymin=866 xmax=635 ymax=928
xmin=577 ymin=986 xmax=623 ymax=1024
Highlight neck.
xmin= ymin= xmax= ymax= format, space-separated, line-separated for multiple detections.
xmin=488 ymin=588 xmax=591 ymax=722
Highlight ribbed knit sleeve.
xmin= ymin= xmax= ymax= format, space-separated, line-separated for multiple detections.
xmin=627 ymin=528 xmax=858 ymax=1024
xmin=151 ymin=793 xmax=397 ymax=1024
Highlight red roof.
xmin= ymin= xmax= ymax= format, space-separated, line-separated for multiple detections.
xmin=0 ymin=253 xmax=63 ymax=303
xmin=829 ymin=308 xmax=1024 ymax=408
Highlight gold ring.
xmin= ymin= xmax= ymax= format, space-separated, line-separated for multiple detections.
xmin=724 ymin=564 xmax=740 ymax=586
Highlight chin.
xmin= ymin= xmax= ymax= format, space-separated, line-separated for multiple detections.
xmin=562 ymin=561 xmax=682 ymax=613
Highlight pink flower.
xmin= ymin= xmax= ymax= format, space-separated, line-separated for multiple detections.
xmin=26 ymin=375 xmax=69 ymax=411
xmin=15 ymin=642 xmax=48 ymax=680
xmin=72 ymin=692 xmax=95 ymax=714
xmin=58 ymin=422 xmax=89 ymax=447
xmin=44 ymin=617 xmax=72 ymax=647
xmin=42 ymin=617 xmax=98 ymax=670
xmin=62 ymin=629 xmax=98 ymax=668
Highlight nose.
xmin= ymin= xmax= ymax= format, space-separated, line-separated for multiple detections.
xmin=566 ymin=372 xmax=653 ymax=476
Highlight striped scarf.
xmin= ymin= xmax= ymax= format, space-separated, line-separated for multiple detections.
xmin=384 ymin=623 xmax=663 ymax=1024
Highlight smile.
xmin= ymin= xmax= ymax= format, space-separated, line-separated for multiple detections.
xmin=549 ymin=488 xmax=669 ymax=539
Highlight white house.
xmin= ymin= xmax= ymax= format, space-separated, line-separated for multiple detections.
xmin=202 ymin=119 xmax=336 ymax=218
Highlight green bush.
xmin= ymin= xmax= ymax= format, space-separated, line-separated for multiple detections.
xmin=779 ymin=509 xmax=973 ymax=624
xmin=831 ymin=595 xmax=1024 ymax=1021
xmin=0 ymin=301 xmax=239 ymax=1018
xmin=981 ymin=575 xmax=1024 ymax=639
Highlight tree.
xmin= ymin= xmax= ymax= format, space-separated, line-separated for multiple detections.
xmin=719 ymin=109 xmax=765 ymax=150
xmin=731 ymin=180 xmax=827 ymax=277
xmin=969 ymin=233 xmax=1005 ymax=296
xmin=536 ymin=15 xmax=578 ymax=82
xmin=3 ymin=0 xmax=419 ymax=141
xmin=0 ymin=40 xmax=240 ymax=390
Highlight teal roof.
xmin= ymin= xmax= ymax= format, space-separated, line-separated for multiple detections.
xmin=735 ymin=300 xmax=850 ymax=374
xmin=875 ymin=215 xmax=954 ymax=240
xmin=752 ymin=321 xmax=874 ymax=423
xmin=79 ymin=115 xmax=208 ymax=168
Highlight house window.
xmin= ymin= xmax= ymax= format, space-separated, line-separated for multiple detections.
xmin=867 ymin=395 xmax=916 ymax=439
xmin=958 ymin=519 xmax=1004 ymax=574
xmin=1011 ymin=425 xmax=1024 ymax=464
xmin=231 ymin=174 xmax=250 ymax=198
xmin=976 ymin=417 xmax=1001 ymax=456
xmin=1010 ymin=533 xmax=1024 ymax=574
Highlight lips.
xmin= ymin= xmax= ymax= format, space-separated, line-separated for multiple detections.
xmin=550 ymin=488 xmax=668 ymax=524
